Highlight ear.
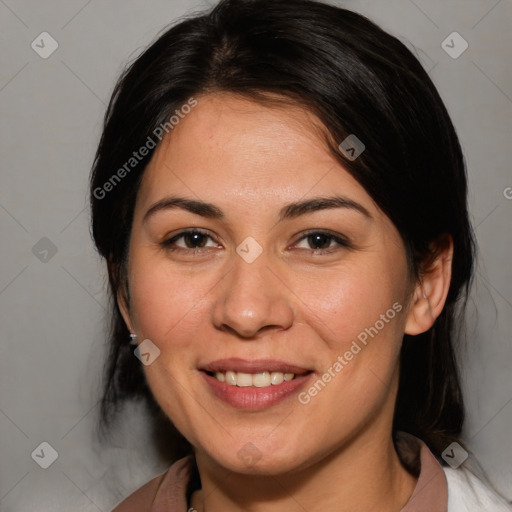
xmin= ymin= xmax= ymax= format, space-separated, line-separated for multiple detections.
xmin=110 ymin=260 xmax=134 ymax=333
xmin=117 ymin=287 xmax=134 ymax=333
xmin=404 ymin=235 xmax=454 ymax=336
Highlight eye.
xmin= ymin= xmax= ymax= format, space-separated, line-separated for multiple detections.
xmin=161 ymin=229 xmax=219 ymax=252
xmin=293 ymin=230 xmax=352 ymax=253
xmin=161 ymin=229 xmax=351 ymax=255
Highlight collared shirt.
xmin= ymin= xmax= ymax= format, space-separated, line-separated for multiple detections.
xmin=112 ymin=434 xmax=511 ymax=512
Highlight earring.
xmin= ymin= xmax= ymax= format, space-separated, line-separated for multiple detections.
xmin=129 ymin=333 xmax=138 ymax=345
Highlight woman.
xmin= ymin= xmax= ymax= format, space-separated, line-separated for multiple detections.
xmin=89 ymin=0 xmax=511 ymax=510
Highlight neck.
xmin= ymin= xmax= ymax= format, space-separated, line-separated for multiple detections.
xmin=190 ymin=426 xmax=417 ymax=512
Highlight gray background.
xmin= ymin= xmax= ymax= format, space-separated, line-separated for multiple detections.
xmin=0 ymin=0 xmax=511 ymax=510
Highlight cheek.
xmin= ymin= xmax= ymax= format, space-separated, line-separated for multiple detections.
xmin=291 ymin=258 xmax=408 ymax=350
xmin=126 ymin=255 xmax=216 ymax=438
xmin=291 ymin=263 xmax=408 ymax=435
xmin=290 ymin=256 xmax=410 ymax=419
xmin=128 ymin=243 xmax=410 ymax=360
xmin=128 ymin=254 xmax=215 ymax=346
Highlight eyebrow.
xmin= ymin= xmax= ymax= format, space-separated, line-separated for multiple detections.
xmin=143 ymin=194 xmax=372 ymax=224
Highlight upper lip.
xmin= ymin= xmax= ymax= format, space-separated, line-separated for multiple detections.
xmin=200 ymin=358 xmax=311 ymax=375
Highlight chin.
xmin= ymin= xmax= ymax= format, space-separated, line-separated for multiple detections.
xmin=197 ymin=435 xmax=315 ymax=476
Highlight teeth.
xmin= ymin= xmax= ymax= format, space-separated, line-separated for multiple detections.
xmin=236 ymin=372 xmax=253 ymax=387
xmin=213 ymin=370 xmax=296 ymax=387
xmin=270 ymin=372 xmax=284 ymax=385
xmin=225 ymin=371 xmax=236 ymax=386
xmin=253 ymin=371 xmax=271 ymax=388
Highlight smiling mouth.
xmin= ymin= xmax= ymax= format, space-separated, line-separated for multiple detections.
xmin=200 ymin=359 xmax=314 ymax=410
xmin=200 ymin=358 xmax=313 ymax=389
xmin=205 ymin=370 xmax=302 ymax=387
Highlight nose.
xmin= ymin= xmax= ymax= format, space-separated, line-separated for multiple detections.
xmin=211 ymin=249 xmax=294 ymax=339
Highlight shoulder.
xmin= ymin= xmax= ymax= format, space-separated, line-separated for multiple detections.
xmin=443 ymin=466 xmax=512 ymax=512
xmin=111 ymin=455 xmax=194 ymax=512
xmin=112 ymin=472 xmax=166 ymax=512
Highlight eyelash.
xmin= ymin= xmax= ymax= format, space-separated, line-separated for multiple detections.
xmin=160 ymin=229 xmax=352 ymax=255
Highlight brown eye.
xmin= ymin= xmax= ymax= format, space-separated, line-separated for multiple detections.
xmin=181 ymin=232 xmax=209 ymax=248
xmin=294 ymin=230 xmax=352 ymax=253
xmin=307 ymin=233 xmax=332 ymax=250
xmin=162 ymin=230 xmax=217 ymax=251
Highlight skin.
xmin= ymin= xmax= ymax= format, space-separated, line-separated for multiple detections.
xmin=118 ymin=92 xmax=453 ymax=512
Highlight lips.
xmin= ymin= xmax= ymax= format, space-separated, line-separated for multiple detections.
xmin=199 ymin=358 xmax=314 ymax=410
xmin=200 ymin=358 xmax=311 ymax=375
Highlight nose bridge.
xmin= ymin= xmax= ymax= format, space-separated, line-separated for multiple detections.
xmin=212 ymin=243 xmax=293 ymax=338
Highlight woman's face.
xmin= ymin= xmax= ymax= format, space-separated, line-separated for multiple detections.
xmin=120 ymin=93 xmax=417 ymax=474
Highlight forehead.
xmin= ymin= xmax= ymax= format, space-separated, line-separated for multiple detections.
xmin=136 ymin=93 xmax=373 ymax=216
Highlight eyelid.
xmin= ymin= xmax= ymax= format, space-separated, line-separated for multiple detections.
xmin=291 ymin=229 xmax=353 ymax=251
xmin=161 ymin=228 xmax=352 ymax=254
xmin=161 ymin=228 xmax=219 ymax=249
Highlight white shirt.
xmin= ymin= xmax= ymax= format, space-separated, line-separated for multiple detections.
xmin=444 ymin=466 xmax=512 ymax=511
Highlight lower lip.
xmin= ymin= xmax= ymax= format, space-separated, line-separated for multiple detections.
xmin=201 ymin=371 xmax=313 ymax=411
